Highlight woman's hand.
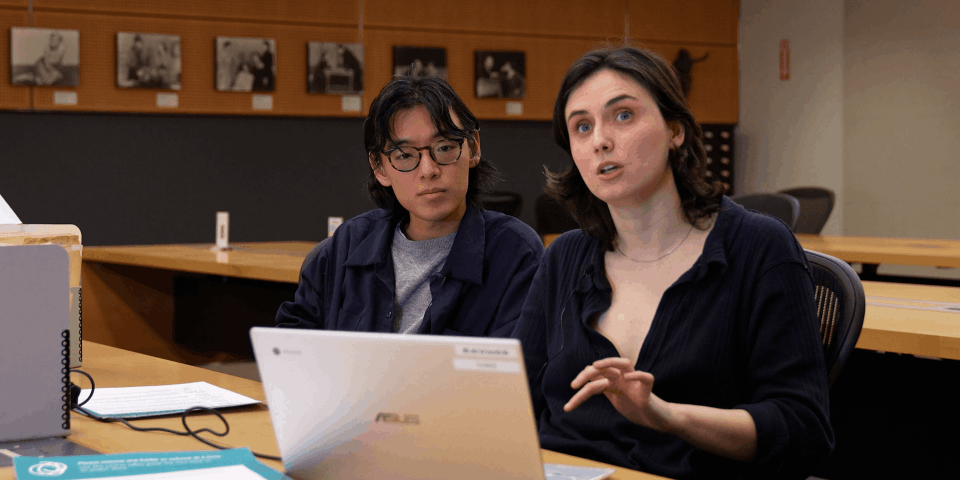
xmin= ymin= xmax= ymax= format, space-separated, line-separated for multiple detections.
xmin=564 ymin=357 xmax=676 ymax=433
xmin=565 ymin=357 xmax=758 ymax=461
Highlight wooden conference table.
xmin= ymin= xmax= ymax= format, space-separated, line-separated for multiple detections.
xmin=81 ymin=242 xmax=314 ymax=364
xmin=0 ymin=342 xmax=665 ymax=480
xmin=82 ymin=241 xmax=312 ymax=284
xmin=860 ymin=281 xmax=960 ymax=360
xmin=82 ymin=241 xmax=960 ymax=362
xmin=789 ymin=235 xmax=960 ymax=359
xmin=544 ymin=233 xmax=960 ymax=272
xmin=794 ymin=234 xmax=960 ymax=271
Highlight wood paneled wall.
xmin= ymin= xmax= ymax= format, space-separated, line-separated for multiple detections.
xmin=30 ymin=0 xmax=359 ymax=25
xmin=0 ymin=0 xmax=738 ymax=122
xmin=0 ymin=7 xmax=29 ymax=109
xmin=628 ymin=0 xmax=738 ymax=45
xmin=363 ymin=0 xmax=625 ymax=39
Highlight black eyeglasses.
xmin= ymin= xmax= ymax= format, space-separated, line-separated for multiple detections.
xmin=381 ymin=137 xmax=466 ymax=172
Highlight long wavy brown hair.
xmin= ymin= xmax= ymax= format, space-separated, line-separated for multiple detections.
xmin=547 ymin=46 xmax=724 ymax=251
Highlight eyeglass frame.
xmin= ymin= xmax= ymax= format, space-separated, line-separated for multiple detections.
xmin=380 ymin=136 xmax=469 ymax=173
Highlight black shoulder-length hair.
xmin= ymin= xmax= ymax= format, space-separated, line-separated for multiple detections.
xmin=363 ymin=75 xmax=498 ymax=219
xmin=547 ymin=46 xmax=724 ymax=251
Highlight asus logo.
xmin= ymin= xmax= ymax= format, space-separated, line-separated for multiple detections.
xmin=375 ymin=412 xmax=420 ymax=425
xmin=459 ymin=347 xmax=509 ymax=356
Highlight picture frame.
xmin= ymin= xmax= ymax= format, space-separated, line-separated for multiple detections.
xmin=393 ymin=46 xmax=447 ymax=80
xmin=307 ymin=42 xmax=364 ymax=94
xmin=475 ymin=50 xmax=526 ymax=99
xmin=10 ymin=27 xmax=80 ymax=87
xmin=117 ymin=32 xmax=182 ymax=90
xmin=216 ymin=36 xmax=276 ymax=92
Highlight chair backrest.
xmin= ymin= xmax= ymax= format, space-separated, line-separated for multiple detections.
xmin=534 ymin=193 xmax=579 ymax=236
xmin=779 ymin=187 xmax=835 ymax=234
xmin=804 ymin=249 xmax=865 ymax=387
xmin=730 ymin=193 xmax=800 ymax=231
xmin=480 ymin=190 xmax=523 ymax=218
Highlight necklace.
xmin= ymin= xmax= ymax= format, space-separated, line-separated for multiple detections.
xmin=616 ymin=223 xmax=695 ymax=263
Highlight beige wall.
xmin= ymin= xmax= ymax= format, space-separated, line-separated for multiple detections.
xmin=843 ymin=0 xmax=960 ymax=242
xmin=737 ymin=0 xmax=845 ymax=235
xmin=741 ymin=0 xmax=960 ymax=278
xmin=740 ymin=0 xmax=960 ymax=240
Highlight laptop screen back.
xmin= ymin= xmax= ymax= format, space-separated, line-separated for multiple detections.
xmin=250 ymin=328 xmax=545 ymax=480
xmin=0 ymin=244 xmax=69 ymax=442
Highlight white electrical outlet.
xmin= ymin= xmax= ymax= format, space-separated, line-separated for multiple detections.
xmin=328 ymin=216 xmax=344 ymax=237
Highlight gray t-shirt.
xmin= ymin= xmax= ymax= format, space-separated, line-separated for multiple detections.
xmin=390 ymin=224 xmax=456 ymax=334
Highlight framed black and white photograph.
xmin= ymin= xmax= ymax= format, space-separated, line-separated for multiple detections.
xmin=307 ymin=42 xmax=363 ymax=94
xmin=10 ymin=27 xmax=80 ymax=87
xmin=392 ymin=46 xmax=446 ymax=80
xmin=116 ymin=32 xmax=181 ymax=90
xmin=475 ymin=51 xmax=526 ymax=99
xmin=215 ymin=36 xmax=276 ymax=92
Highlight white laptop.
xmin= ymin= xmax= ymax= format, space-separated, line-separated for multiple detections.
xmin=250 ymin=328 xmax=616 ymax=480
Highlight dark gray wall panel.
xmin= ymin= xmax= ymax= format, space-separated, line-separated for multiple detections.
xmin=1 ymin=112 xmax=570 ymax=246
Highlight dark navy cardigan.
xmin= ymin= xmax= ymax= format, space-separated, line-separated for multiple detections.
xmin=276 ymin=204 xmax=543 ymax=338
xmin=512 ymin=197 xmax=834 ymax=479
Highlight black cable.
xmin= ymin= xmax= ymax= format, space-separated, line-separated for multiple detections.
xmin=181 ymin=407 xmax=280 ymax=461
xmin=70 ymin=368 xmax=94 ymax=407
xmin=75 ymin=406 xmax=191 ymax=436
xmin=69 ymin=369 xmax=281 ymax=461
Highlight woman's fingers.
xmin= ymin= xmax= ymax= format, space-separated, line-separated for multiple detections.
xmin=623 ymin=370 xmax=654 ymax=383
xmin=564 ymin=377 xmax=609 ymax=412
xmin=567 ymin=358 xmax=656 ymax=416
xmin=569 ymin=365 xmax=601 ymax=389
xmin=571 ymin=357 xmax=634 ymax=388
xmin=592 ymin=357 xmax=634 ymax=371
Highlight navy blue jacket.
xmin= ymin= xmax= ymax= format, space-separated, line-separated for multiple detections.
xmin=276 ymin=204 xmax=543 ymax=337
xmin=512 ymin=197 xmax=833 ymax=480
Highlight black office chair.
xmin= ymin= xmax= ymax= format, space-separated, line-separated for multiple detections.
xmin=730 ymin=193 xmax=801 ymax=231
xmin=534 ymin=193 xmax=579 ymax=237
xmin=479 ymin=190 xmax=523 ymax=218
xmin=779 ymin=187 xmax=835 ymax=234
xmin=805 ymin=249 xmax=865 ymax=388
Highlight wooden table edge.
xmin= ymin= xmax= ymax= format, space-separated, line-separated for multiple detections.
xmin=82 ymin=244 xmax=307 ymax=283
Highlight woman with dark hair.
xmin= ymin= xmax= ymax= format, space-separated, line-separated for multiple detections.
xmin=512 ymin=46 xmax=833 ymax=479
xmin=277 ymin=75 xmax=542 ymax=338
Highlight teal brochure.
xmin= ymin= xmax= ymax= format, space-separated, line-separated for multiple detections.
xmin=13 ymin=448 xmax=290 ymax=479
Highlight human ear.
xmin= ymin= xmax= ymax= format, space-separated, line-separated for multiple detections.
xmin=669 ymin=122 xmax=685 ymax=149
xmin=467 ymin=131 xmax=481 ymax=167
xmin=369 ymin=155 xmax=392 ymax=187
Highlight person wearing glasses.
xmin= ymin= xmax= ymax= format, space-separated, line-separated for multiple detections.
xmin=512 ymin=46 xmax=833 ymax=479
xmin=276 ymin=75 xmax=543 ymax=337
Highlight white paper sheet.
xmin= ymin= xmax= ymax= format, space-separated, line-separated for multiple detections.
xmin=0 ymin=193 xmax=20 ymax=224
xmin=80 ymin=381 xmax=260 ymax=418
